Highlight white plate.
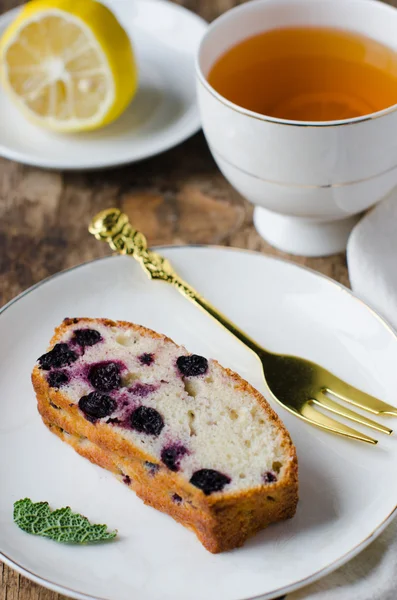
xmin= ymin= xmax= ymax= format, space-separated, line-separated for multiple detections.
xmin=1 ymin=247 xmax=397 ymax=600
xmin=0 ymin=0 xmax=206 ymax=170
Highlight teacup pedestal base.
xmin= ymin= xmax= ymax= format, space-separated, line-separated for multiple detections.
xmin=253 ymin=207 xmax=361 ymax=257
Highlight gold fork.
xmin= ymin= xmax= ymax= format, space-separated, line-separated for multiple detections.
xmin=89 ymin=208 xmax=397 ymax=445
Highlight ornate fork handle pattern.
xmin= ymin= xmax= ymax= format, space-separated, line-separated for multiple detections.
xmin=89 ymin=208 xmax=175 ymax=281
xmin=89 ymin=208 xmax=261 ymax=353
xmin=89 ymin=208 xmax=200 ymax=296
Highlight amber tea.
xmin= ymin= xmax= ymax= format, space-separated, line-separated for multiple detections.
xmin=207 ymin=27 xmax=397 ymax=121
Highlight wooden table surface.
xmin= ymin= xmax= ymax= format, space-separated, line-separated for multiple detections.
xmin=1 ymin=0 xmax=394 ymax=598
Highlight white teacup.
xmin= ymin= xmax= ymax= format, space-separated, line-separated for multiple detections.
xmin=196 ymin=0 xmax=397 ymax=257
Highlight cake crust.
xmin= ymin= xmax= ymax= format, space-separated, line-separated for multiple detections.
xmin=32 ymin=317 xmax=298 ymax=553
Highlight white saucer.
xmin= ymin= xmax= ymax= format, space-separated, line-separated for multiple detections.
xmin=1 ymin=247 xmax=397 ymax=600
xmin=0 ymin=0 xmax=206 ymax=170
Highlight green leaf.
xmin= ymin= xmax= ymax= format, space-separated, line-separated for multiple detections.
xmin=14 ymin=498 xmax=117 ymax=544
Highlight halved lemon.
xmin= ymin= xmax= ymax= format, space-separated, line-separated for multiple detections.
xmin=273 ymin=92 xmax=374 ymax=122
xmin=0 ymin=0 xmax=138 ymax=132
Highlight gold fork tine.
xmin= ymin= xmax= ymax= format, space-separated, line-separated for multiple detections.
xmin=325 ymin=375 xmax=397 ymax=416
xmin=300 ymin=403 xmax=378 ymax=444
xmin=312 ymin=393 xmax=393 ymax=435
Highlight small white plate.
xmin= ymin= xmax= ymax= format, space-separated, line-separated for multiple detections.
xmin=1 ymin=247 xmax=397 ymax=600
xmin=0 ymin=0 xmax=206 ymax=170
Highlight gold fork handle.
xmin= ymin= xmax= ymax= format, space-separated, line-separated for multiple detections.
xmin=89 ymin=208 xmax=263 ymax=355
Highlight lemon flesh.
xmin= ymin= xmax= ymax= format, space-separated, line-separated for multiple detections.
xmin=0 ymin=0 xmax=138 ymax=132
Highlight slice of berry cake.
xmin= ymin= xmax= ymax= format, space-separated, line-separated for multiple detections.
xmin=32 ymin=318 xmax=298 ymax=553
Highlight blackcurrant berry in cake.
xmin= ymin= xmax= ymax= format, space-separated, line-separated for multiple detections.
xmin=190 ymin=469 xmax=231 ymax=495
xmin=123 ymin=475 xmax=132 ymax=486
xmin=88 ymin=362 xmax=121 ymax=392
xmin=263 ymin=471 xmax=277 ymax=484
xmin=130 ymin=406 xmax=164 ymax=436
xmin=73 ymin=328 xmax=102 ymax=347
xmin=38 ymin=343 xmax=78 ymax=370
xmin=47 ymin=370 xmax=69 ymax=388
xmin=172 ymin=493 xmax=183 ymax=504
xmin=139 ymin=353 xmax=154 ymax=366
xmin=144 ymin=461 xmax=160 ymax=475
xmin=161 ymin=444 xmax=189 ymax=472
xmin=78 ymin=391 xmax=117 ymax=420
xmin=177 ymin=355 xmax=208 ymax=377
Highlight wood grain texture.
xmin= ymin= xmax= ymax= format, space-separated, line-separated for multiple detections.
xmin=1 ymin=0 xmax=394 ymax=597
